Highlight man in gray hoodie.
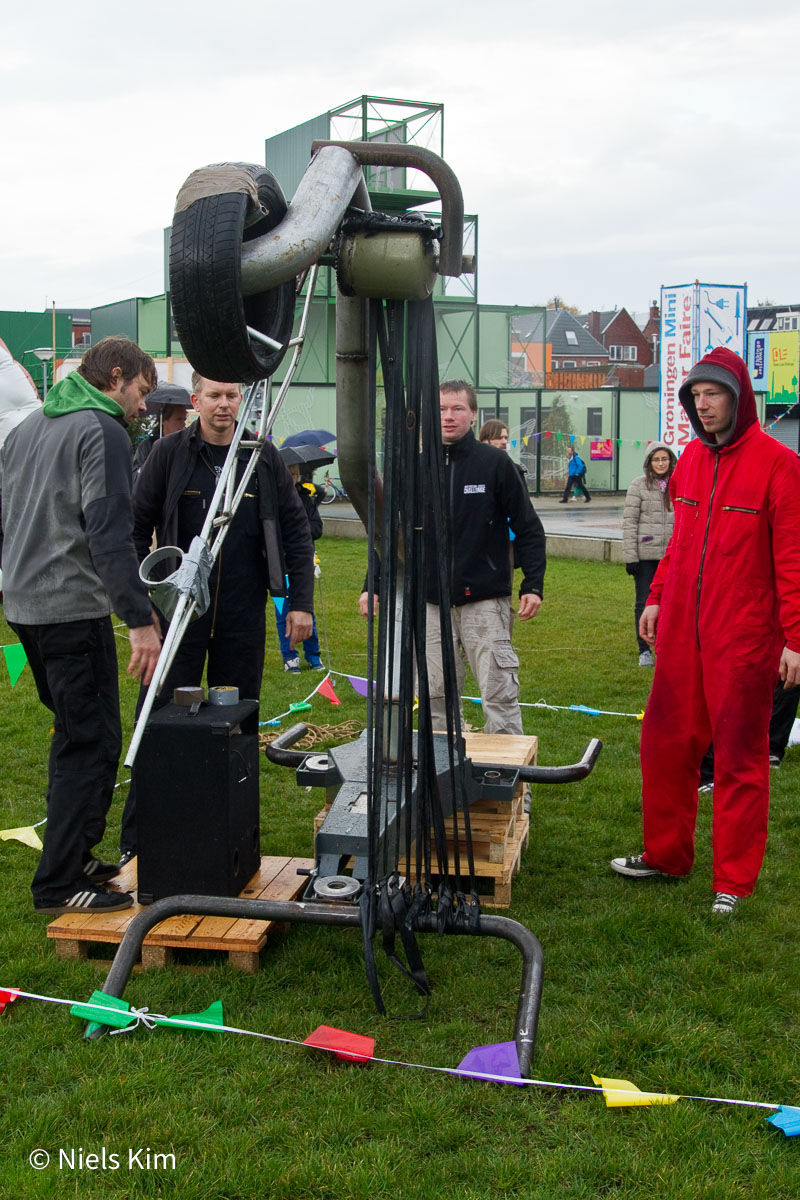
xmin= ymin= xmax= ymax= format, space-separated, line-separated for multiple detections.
xmin=0 ymin=337 xmax=162 ymax=914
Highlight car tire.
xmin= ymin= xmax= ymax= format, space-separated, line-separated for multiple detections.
xmin=169 ymin=163 xmax=296 ymax=384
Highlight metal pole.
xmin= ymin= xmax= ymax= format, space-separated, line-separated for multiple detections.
xmin=93 ymin=894 xmax=543 ymax=1075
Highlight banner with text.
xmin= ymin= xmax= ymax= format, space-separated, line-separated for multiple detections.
xmin=659 ymin=282 xmax=747 ymax=454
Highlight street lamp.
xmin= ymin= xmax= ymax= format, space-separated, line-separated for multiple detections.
xmin=31 ymin=347 xmax=55 ymax=400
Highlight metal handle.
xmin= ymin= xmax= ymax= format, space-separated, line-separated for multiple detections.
xmin=472 ymin=737 xmax=602 ymax=786
xmin=263 ymin=722 xmax=309 ymax=767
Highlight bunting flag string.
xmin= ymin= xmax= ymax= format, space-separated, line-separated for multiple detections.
xmin=2 ymin=986 xmax=798 ymax=1137
xmin=259 ymin=668 xmax=642 ymax=728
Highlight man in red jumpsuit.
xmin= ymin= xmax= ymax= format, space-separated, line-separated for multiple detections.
xmin=611 ymin=346 xmax=800 ymax=914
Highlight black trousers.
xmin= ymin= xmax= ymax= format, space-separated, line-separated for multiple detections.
xmin=10 ymin=618 xmax=121 ymax=904
xmin=120 ymin=604 xmax=266 ymax=853
xmin=633 ymin=560 xmax=660 ymax=654
xmin=562 ymin=473 xmax=590 ymax=501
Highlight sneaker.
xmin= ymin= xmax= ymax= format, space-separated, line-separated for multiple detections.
xmin=116 ymin=849 xmax=135 ymax=871
xmin=698 ymin=782 xmax=714 ymax=794
xmin=638 ymin=650 xmax=654 ymax=667
xmin=35 ymin=885 xmax=134 ymax=915
xmin=769 ymin=755 xmax=781 ymax=769
xmin=711 ymin=892 xmax=740 ymax=915
xmin=308 ymin=660 xmax=326 ymax=672
xmin=283 ymin=658 xmax=301 ymax=674
xmin=83 ymin=857 xmax=120 ymax=883
xmin=558 ymin=499 xmax=568 ymax=504
xmin=610 ymin=853 xmax=663 ymax=878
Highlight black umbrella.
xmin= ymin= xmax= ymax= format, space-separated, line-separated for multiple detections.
xmin=281 ymin=428 xmax=336 ymax=448
xmin=145 ymin=382 xmax=192 ymax=416
xmin=279 ymin=443 xmax=336 ymax=470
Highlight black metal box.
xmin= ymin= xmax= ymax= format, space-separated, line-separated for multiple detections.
xmin=135 ymin=700 xmax=260 ymax=905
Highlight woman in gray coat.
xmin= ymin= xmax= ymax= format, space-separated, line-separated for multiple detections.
xmin=622 ymin=441 xmax=677 ymax=666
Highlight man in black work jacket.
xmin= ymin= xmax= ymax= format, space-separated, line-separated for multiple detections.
xmin=425 ymin=379 xmax=545 ymax=733
xmin=119 ymin=373 xmax=314 ymax=861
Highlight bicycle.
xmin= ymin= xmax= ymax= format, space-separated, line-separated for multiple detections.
xmin=320 ymin=472 xmax=348 ymax=504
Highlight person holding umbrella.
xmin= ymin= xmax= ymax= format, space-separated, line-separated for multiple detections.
xmin=131 ymin=382 xmax=191 ymax=482
xmin=275 ymin=439 xmax=335 ymax=672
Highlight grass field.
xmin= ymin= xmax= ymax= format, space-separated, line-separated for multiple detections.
xmin=1 ymin=540 xmax=799 ymax=1199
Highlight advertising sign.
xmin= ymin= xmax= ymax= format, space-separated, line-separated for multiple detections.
xmin=660 ymin=282 xmax=747 ymax=453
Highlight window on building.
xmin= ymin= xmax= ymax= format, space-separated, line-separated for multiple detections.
xmin=624 ymin=345 xmax=637 ymax=361
xmin=609 ymin=345 xmax=622 ymax=360
xmin=561 ymin=360 xmax=576 ymax=368
xmin=479 ymin=406 xmax=509 ymax=428
xmin=565 ymin=330 xmax=578 ymax=345
xmin=747 ymin=318 xmax=761 ymax=331
xmin=776 ymin=315 xmax=799 ymax=331
xmin=587 ymin=407 xmax=603 ymax=436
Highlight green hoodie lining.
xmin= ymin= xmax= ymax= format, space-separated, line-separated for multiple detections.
xmin=42 ymin=371 xmax=125 ymax=420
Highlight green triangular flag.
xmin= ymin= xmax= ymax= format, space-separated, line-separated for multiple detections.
xmin=71 ymin=989 xmax=135 ymax=1038
xmin=3 ymin=644 xmax=27 ymax=687
xmin=156 ymin=999 xmax=225 ymax=1031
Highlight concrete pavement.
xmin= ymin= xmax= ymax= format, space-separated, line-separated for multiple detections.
xmin=321 ymin=494 xmax=628 ymax=563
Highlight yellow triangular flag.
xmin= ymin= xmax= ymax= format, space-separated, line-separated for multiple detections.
xmin=0 ymin=825 xmax=43 ymax=851
xmin=522 ymin=436 xmax=529 ymax=446
xmin=591 ymin=1075 xmax=680 ymax=1107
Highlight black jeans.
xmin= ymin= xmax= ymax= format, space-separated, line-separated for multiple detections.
xmin=10 ymin=618 xmax=121 ymax=904
xmin=561 ymin=473 xmax=591 ymax=501
xmin=633 ymin=560 xmax=660 ymax=654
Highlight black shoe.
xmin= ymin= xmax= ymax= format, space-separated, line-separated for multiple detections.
xmin=116 ymin=849 xmax=136 ymax=871
xmin=83 ymin=857 xmax=120 ymax=884
xmin=35 ymin=885 xmax=134 ymax=915
xmin=558 ymin=499 xmax=568 ymax=504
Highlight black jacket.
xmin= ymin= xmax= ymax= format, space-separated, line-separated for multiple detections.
xmin=132 ymin=421 xmax=314 ymax=612
xmin=425 ymin=430 xmax=545 ymax=607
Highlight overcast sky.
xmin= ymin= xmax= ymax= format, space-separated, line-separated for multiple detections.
xmin=2 ymin=0 xmax=798 ymax=320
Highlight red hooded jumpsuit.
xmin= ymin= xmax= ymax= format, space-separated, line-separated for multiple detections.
xmin=640 ymin=348 xmax=800 ymax=896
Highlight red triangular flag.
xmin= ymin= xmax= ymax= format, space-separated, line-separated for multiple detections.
xmin=0 ymin=989 xmax=20 ymax=1015
xmin=304 ymin=1024 xmax=374 ymax=1063
xmin=316 ymin=675 xmax=341 ymax=706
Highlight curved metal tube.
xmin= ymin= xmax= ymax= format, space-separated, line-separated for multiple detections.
xmin=240 ymin=145 xmax=365 ymax=296
xmin=92 ymin=895 xmax=542 ymax=1075
xmin=263 ymin=722 xmax=310 ymax=767
xmin=474 ymin=738 xmax=603 ymax=786
xmin=310 ymin=140 xmax=464 ymax=277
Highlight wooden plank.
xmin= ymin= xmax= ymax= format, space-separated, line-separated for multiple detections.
xmin=45 ymin=856 xmax=314 ymax=966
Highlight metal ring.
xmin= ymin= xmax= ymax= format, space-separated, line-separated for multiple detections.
xmin=304 ymin=754 xmax=330 ymax=772
xmin=139 ymin=545 xmax=183 ymax=589
xmin=313 ymin=875 xmax=361 ymax=900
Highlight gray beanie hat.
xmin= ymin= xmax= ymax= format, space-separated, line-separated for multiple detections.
xmin=678 ymin=361 xmax=740 ymax=409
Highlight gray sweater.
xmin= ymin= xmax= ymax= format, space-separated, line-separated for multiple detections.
xmin=0 ymin=407 xmax=153 ymax=627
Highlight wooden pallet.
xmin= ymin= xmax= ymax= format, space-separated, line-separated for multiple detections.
xmin=45 ymin=855 xmax=313 ymax=973
xmin=314 ymin=732 xmax=537 ymax=908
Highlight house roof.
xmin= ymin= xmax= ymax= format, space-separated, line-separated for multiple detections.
xmin=746 ymin=303 xmax=800 ymax=333
xmin=512 ymin=308 xmax=608 ymax=357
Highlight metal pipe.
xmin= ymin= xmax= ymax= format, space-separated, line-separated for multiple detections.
xmin=263 ymin=722 xmax=309 ymax=767
xmin=93 ymin=895 xmax=542 ymax=1074
xmin=310 ymin=140 xmax=464 ymax=278
xmin=473 ymin=738 xmax=603 ymax=786
xmin=336 ymin=290 xmax=381 ymax=542
xmin=240 ymin=146 xmax=365 ymax=296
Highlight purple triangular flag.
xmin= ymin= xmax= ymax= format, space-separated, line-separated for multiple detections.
xmin=457 ymin=1041 xmax=525 ymax=1085
xmin=767 ymin=1106 xmax=800 ymax=1136
xmin=346 ymin=674 xmax=371 ymax=698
